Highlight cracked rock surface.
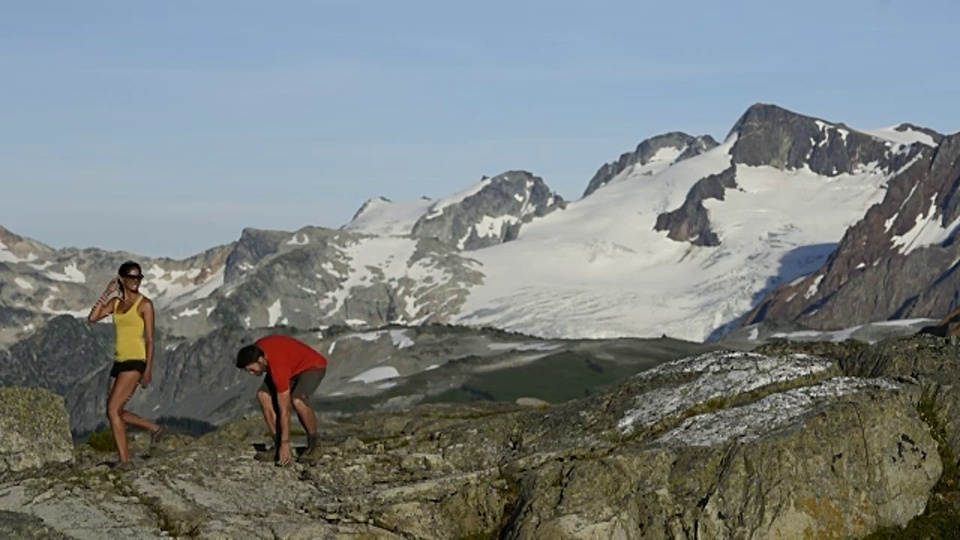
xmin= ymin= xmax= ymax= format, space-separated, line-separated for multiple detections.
xmin=0 ymin=340 xmax=947 ymax=539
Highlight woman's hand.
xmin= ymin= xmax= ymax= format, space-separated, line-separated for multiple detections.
xmin=105 ymin=277 xmax=120 ymax=294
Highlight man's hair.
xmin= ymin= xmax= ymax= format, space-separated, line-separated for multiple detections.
xmin=236 ymin=344 xmax=263 ymax=369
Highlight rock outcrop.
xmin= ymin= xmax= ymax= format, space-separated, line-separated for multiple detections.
xmin=411 ymin=171 xmax=565 ymax=250
xmin=583 ymin=132 xmax=718 ymax=197
xmin=0 ymin=344 xmax=945 ymax=539
xmin=0 ymin=387 xmax=73 ymax=474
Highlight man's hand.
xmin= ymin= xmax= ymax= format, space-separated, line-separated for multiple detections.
xmin=278 ymin=441 xmax=293 ymax=466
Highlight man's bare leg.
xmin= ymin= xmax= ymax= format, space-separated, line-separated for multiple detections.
xmin=291 ymin=398 xmax=317 ymax=435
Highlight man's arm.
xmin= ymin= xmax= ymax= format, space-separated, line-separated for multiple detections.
xmin=276 ymin=389 xmax=293 ymax=464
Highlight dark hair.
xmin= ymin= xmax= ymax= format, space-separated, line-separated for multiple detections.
xmin=236 ymin=344 xmax=263 ymax=369
xmin=118 ymin=261 xmax=141 ymax=277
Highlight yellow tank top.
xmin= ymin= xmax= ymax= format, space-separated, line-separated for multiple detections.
xmin=113 ymin=296 xmax=146 ymax=360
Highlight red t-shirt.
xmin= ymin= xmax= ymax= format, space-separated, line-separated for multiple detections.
xmin=256 ymin=335 xmax=328 ymax=393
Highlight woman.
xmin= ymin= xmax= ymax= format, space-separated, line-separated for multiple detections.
xmin=87 ymin=260 xmax=163 ymax=468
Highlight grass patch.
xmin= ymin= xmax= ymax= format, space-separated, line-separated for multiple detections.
xmin=87 ymin=427 xmax=117 ymax=453
xmin=422 ymin=353 xmax=637 ymax=405
xmin=864 ymin=389 xmax=960 ymax=539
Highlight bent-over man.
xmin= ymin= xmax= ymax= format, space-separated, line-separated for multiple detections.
xmin=236 ymin=334 xmax=328 ymax=465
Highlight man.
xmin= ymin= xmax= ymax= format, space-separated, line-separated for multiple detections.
xmin=236 ymin=334 xmax=328 ymax=465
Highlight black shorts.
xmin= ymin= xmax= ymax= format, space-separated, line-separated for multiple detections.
xmin=259 ymin=368 xmax=326 ymax=402
xmin=110 ymin=360 xmax=146 ymax=378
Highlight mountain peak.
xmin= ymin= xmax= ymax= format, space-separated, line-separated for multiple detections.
xmin=582 ymin=132 xmax=718 ymax=197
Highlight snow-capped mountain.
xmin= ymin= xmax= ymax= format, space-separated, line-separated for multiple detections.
xmin=343 ymin=170 xmax=565 ymax=250
xmin=2 ymin=103 xmax=955 ymax=349
xmin=450 ymin=104 xmax=940 ymax=341
xmin=745 ymin=127 xmax=960 ymax=330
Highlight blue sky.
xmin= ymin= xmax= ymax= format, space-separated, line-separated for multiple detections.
xmin=2 ymin=0 xmax=958 ymax=258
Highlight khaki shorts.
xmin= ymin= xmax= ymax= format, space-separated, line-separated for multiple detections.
xmin=260 ymin=367 xmax=326 ymax=402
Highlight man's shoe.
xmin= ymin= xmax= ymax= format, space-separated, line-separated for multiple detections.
xmin=254 ymin=445 xmax=276 ymax=462
xmin=297 ymin=443 xmax=323 ymax=463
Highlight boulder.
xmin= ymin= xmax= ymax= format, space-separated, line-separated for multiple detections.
xmin=0 ymin=387 xmax=73 ymax=474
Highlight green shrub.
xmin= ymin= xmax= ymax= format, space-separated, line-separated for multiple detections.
xmin=87 ymin=427 xmax=117 ymax=453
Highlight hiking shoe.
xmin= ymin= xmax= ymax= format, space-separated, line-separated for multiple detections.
xmin=149 ymin=426 xmax=166 ymax=446
xmin=254 ymin=445 xmax=277 ymax=462
xmin=110 ymin=460 xmax=135 ymax=471
xmin=297 ymin=444 xmax=323 ymax=464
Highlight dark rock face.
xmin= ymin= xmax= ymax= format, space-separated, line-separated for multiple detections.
xmin=654 ymin=167 xmax=737 ymax=246
xmin=411 ymin=171 xmax=565 ymax=250
xmin=744 ymin=132 xmax=960 ymax=330
xmin=727 ymin=103 xmax=906 ymax=176
xmin=0 ymin=315 xmax=111 ymax=395
xmin=583 ymin=132 xmax=718 ymax=197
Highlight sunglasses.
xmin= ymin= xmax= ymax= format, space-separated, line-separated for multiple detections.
xmin=122 ymin=274 xmax=144 ymax=281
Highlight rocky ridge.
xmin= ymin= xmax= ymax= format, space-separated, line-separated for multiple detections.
xmin=3 ymin=335 xmax=959 ymax=539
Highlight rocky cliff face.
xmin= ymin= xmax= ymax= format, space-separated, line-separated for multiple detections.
xmin=1 ymin=336 xmax=953 ymax=539
xmin=744 ymin=130 xmax=959 ymax=330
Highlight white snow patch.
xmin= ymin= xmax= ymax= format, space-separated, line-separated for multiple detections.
xmin=286 ymin=232 xmax=309 ymax=245
xmin=891 ymin=195 xmax=960 ymax=255
xmin=149 ymin=266 xmax=225 ymax=311
xmin=389 ymin=329 xmax=415 ymax=349
xmin=860 ymin=126 xmax=938 ymax=148
xmin=39 ymin=296 xmax=87 ymax=318
xmin=424 ymin=178 xmax=491 ymax=219
xmin=45 ymin=262 xmax=86 ymax=283
xmin=267 ymin=299 xmax=283 ymax=326
xmin=351 ymin=330 xmax=387 ymax=342
xmin=14 ymin=278 xmax=33 ymax=290
xmin=804 ymin=275 xmax=824 ymax=299
xmin=472 ymin=215 xmax=520 ymax=244
xmin=343 ymin=197 xmax=434 ymax=236
xmin=0 ymin=240 xmax=39 ymax=264
xmin=425 ymin=364 xmax=440 ymax=371
xmin=350 ymin=366 xmax=400 ymax=384
xmin=175 ymin=307 xmax=200 ymax=318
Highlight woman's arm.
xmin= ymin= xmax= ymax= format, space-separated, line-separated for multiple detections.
xmin=88 ymin=279 xmax=119 ymax=322
xmin=141 ymin=298 xmax=155 ymax=386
